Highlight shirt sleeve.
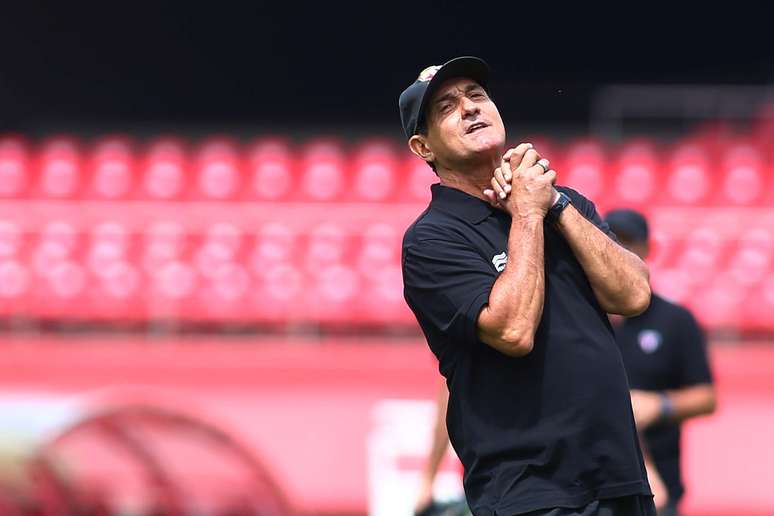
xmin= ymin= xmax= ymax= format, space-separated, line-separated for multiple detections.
xmin=559 ymin=186 xmax=619 ymax=242
xmin=402 ymin=236 xmax=497 ymax=348
xmin=676 ymin=308 xmax=714 ymax=386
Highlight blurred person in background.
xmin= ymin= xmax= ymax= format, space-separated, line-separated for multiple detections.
xmin=604 ymin=209 xmax=717 ymax=516
xmin=400 ymin=56 xmax=655 ymax=515
xmin=414 ymin=380 xmax=470 ymax=516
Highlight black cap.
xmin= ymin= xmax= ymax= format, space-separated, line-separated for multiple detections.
xmin=604 ymin=209 xmax=650 ymax=242
xmin=398 ymin=56 xmax=490 ymax=140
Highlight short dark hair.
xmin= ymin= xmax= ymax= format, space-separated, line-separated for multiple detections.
xmin=415 ymin=120 xmax=437 ymax=174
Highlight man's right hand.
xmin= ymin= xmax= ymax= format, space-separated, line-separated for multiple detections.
xmin=484 ymin=143 xmax=557 ymax=220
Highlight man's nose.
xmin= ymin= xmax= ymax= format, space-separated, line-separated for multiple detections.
xmin=460 ymin=97 xmax=480 ymax=118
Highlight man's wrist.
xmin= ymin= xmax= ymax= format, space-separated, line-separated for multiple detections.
xmin=513 ymin=212 xmax=546 ymax=224
xmin=546 ymin=191 xmax=572 ymax=226
xmin=550 ymin=188 xmax=560 ymax=207
xmin=658 ymin=391 xmax=675 ymax=423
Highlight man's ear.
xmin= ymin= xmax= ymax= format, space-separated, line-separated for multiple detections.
xmin=408 ymin=134 xmax=434 ymax=164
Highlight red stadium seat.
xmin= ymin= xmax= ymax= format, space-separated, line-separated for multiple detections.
xmin=186 ymin=223 xmax=251 ymax=319
xmin=304 ymin=223 xmax=350 ymax=272
xmin=675 ymin=227 xmax=725 ymax=286
xmin=358 ymin=264 xmax=412 ymax=323
xmin=31 ymin=222 xmax=80 ymax=277
xmin=86 ymin=222 xmax=131 ymax=273
xmin=249 ymin=222 xmax=302 ymax=322
xmin=246 ymin=139 xmax=295 ymax=201
xmin=253 ymin=262 xmax=304 ymax=322
xmin=87 ymin=137 xmax=136 ymax=199
xmin=203 ymin=261 xmax=251 ymax=306
xmin=647 ymin=227 xmax=677 ymax=270
xmin=744 ymin=271 xmax=774 ymax=331
xmin=610 ymin=140 xmax=660 ymax=208
xmin=664 ymin=143 xmax=713 ymax=206
xmin=299 ymin=140 xmax=347 ymax=202
xmin=250 ymin=222 xmax=298 ymax=272
xmin=689 ymin=272 xmax=748 ymax=329
xmin=310 ymin=263 xmax=360 ymax=322
xmin=27 ymin=222 xmax=86 ymax=318
xmin=193 ymin=223 xmax=244 ymax=278
xmin=716 ymin=142 xmax=766 ymax=205
xmin=356 ymin=222 xmax=401 ymax=280
xmin=35 ymin=137 xmax=83 ymax=199
xmin=649 ymin=269 xmax=695 ymax=305
xmin=142 ymin=221 xmax=188 ymax=274
xmin=356 ymin=222 xmax=409 ymax=322
xmin=192 ymin=138 xmax=243 ymax=200
xmin=149 ymin=260 xmax=198 ymax=302
xmin=301 ymin=221 xmax=356 ymax=322
xmin=397 ymin=155 xmax=435 ymax=203
xmin=95 ymin=260 xmax=141 ymax=302
xmin=140 ymin=139 xmax=189 ymax=200
xmin=0 ymin=258 xmax=30 ymax=305
xmin=0 ymin=220 xmax=23 ymax=259
xmin=562 ymin=140 xmax=608 ymax=207
xmin=0 ymin=219 xmax=30 ymax=315
xmin=140 ymin=221 xmax=200 ymax=319
xmin=0 ymin=136 xmax=30 ymax=198
xmin=37 ymin=259 xmax=89 ymax=316
xmin=350 ymin=141 xmax=398 ymax=202
xmin=87 ymin=221 xmax=142 ymax=319
xmin=726 ymin=228 xmax=772 ymax=287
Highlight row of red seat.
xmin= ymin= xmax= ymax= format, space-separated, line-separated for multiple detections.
xmin=0 ymin=211 xmax=771 ymax=329
xmin=2 ymin=135 xmax=774 ymax=206
xmin=0 ymin=219 xmax=409 ymax=324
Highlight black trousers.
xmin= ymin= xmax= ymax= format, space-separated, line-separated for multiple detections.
xmin=519 ymin=495 xmax=657 ymax=516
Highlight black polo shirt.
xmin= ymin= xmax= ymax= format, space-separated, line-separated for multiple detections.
xmin=402 ymin=184 xmax=651 ymax=515
xmin=613 ymin=294 xmax=713 ymax=503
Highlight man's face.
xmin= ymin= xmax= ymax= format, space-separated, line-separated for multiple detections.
xmin=423 ymin=77 xmax=506 ymax=169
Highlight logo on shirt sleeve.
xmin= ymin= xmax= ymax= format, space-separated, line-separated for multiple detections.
xmin=492 ymin=251 xmax=508 ymax=272
xmin=638 ymin=329 xmax=662 ymax=353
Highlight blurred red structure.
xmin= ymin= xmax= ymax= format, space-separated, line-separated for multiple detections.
xmin=0 ymin=133 xmax=772 ymax=331
xmin=0 ymin=338 xmax=771 ymax=516
xmin=28 ymin=405 xmax=291 ymax=515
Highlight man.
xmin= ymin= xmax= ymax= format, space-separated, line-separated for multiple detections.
xmin=399 ymin=56 xmax=655 ymax=515
xmin=604 ymin=209 xmax=717 ymax=516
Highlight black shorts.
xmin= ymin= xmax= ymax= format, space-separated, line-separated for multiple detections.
xmin=519 ymin=495 xmax=657 ymax=516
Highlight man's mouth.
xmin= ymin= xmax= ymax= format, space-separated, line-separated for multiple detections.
xmin=466 ymin=122 xmax=489 ymax=134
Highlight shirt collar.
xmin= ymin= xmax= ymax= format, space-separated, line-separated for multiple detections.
xmin=430 ymin=183 xmax=494 ymax=224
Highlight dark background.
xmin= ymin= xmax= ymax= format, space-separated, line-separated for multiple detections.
xmin=1 ymin=3 xmax=771 ymax=135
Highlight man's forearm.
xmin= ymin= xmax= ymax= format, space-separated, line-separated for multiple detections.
xmin=640 ymin=437 xmax=669 ymax=510
xmin=665 ymin=384 xmax=717 ymax=423
xmin=477 ymin=215 xmax=545 ymax=356
xmin=421 ymin=383 xmax=450 ymax=486
xmin=555 ymin=204 xmax=650 ymax=315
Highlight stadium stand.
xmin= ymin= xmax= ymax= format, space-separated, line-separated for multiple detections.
xmin=0 ymin=133 xmax=770 ymax=331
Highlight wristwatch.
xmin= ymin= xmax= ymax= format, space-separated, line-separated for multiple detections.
xmin=658 ymin=392 xmax=675 ymax=424
xmin=546 ymin=191 xmax=571 ymax=225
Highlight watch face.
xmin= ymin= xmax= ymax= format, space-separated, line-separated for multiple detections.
xmin=547 ymin=193 xmax=570 ymax=224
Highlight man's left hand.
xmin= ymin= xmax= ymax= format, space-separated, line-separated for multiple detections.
xmin=630 ymin=390 xmax=662 ymax=430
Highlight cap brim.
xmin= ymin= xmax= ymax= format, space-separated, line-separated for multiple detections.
xmin=416 ymin=56 xmax=490 ymax=132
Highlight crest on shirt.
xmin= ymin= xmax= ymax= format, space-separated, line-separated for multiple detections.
xmin=417 ymin=65 xmax=441 ymax=82
xmin=638 ymin=329 xmax=662 ymax=354
xmin=492 ymin=251 xmax=508 ymax=272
